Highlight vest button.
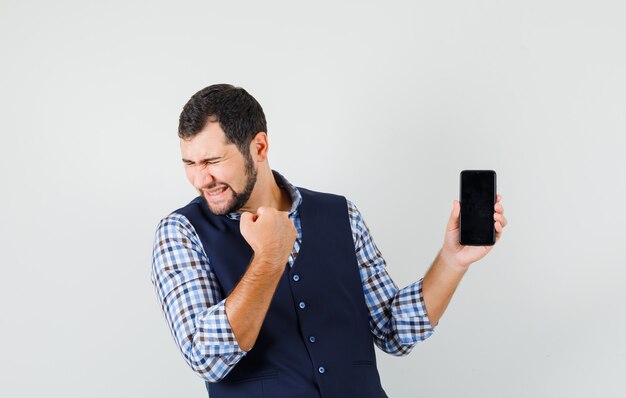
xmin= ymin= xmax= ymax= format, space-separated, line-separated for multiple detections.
xmin=318 ymin=366 xmax=325 ymax=374
xmin=292 ymin=274 xmax=300 ymax=282
xmin=299 ymin=301 xmax=306 ymax=309
xmin=309 ymin=336 xmax=316 ymax=343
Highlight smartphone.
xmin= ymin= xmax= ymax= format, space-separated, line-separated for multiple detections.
xmin=459 ymin=170 xmax=497 ymax=246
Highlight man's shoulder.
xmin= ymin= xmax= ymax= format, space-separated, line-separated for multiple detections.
xmin=162 ymin=196 xmax=206 ymax=224
xmin=296 ymin=185 xmax=348 ymax=203
xmin=154 ymin=210 xmax=193 ymax=236
xmin=296 ymin=186 xmax=361 ymax=212
xmin=153 ymin=197 xmax=204 ymax=234
xmin=171 ymin=196 xmax=203 ymax=214
xmin=295 ymin=186 xmax=360 ymax=225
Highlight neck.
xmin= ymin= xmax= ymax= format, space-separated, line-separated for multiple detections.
xmin=239 ymin=166 xmax=292 ymax=214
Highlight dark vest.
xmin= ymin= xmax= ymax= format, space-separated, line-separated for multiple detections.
xmin=175 ymin=187 xmax=388 ymax=398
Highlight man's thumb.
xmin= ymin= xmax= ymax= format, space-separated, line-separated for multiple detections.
xmin=240 ymin=211 xmax=253 ymax=225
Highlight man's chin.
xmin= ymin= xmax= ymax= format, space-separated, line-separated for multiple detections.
xmin=201 ymin=194 xmax=235 ymax=216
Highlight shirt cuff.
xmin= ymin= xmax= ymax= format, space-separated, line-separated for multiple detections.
xmin=391 ymin=278 xmax=436 ymax=335
xmin=198 ymin=298 xmax=249 ymax=366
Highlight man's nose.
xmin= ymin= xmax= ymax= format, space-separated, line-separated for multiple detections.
xmin=193 ymin=167 xmax=214 ymax=189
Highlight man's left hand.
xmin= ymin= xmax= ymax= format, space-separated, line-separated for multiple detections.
xmin=440 ymin=194 xmax=507 ymax=271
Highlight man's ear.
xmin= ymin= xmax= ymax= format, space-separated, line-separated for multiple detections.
xmin=251 ymin=131 xmax=269 ymax=162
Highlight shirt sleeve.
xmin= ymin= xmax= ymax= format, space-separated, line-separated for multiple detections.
xmin=150 ymin=213 xmax=247 ymax=382
xmin=346 ymin=199 xmax=436 ymax=356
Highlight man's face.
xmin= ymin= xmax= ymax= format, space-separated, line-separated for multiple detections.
xmin=180 ymin=121 xmax=257 ymax=215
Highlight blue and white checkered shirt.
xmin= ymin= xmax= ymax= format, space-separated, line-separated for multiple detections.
xmin=151 ymin=170 xmax=435 ymax=382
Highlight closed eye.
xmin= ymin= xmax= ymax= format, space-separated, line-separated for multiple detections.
xmin=182 ymin=156 xmax=223 ymax=166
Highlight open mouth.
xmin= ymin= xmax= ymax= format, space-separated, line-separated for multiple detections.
xmin=205 ymin=186 xmax=228 ymax=199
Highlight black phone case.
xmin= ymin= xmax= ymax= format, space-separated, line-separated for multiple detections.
xmin=459 ymin=170 xmax=497 ymax=246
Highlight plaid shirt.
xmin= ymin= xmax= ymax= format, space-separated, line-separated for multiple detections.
xmin=151 ymin=170 xmax=435 ymax=382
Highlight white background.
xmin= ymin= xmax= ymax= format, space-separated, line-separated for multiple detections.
xmin=1 ymin=1 xmax=625 ymax=397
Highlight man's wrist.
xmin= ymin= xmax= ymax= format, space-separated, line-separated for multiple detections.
xmin=438 ymin=248 xmax=471 ymax=274
xmin=250 ymin=251 xmax=287 ymax=276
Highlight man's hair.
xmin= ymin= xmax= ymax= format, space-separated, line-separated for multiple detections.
xmin=178 ymin=84 xmax=267 ymax=160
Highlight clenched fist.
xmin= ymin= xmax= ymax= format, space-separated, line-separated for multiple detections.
xmin=239 ymin=206 xmax=298 ymax=268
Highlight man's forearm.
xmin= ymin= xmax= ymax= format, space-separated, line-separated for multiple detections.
xmin=422 ymin=249 xmax=468 ymax=327
xmin=224 ymin=253 xmax=286 ymax=352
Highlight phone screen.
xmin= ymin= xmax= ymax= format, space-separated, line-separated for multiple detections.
xmin=460 ymin=170 xmax=496 ymax=246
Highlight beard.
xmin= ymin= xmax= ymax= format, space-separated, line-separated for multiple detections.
xmin=201 ymin=155 xmax=258 ymax=216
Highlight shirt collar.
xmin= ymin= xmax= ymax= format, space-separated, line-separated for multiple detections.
xmin=226 ymin=169 xmax=302 ymax=220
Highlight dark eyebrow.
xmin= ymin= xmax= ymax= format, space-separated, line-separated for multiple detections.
xmin=181 ymin=156 xmax=223 ymax=164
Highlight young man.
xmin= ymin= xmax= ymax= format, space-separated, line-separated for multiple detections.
xmin=151 ymin=84 xmax=507 ymax=397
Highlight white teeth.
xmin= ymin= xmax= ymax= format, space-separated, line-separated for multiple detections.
xmin=208 ymin=187 xmax=225 ymax=195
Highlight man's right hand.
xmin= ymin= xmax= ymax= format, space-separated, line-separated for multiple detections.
xmin=239 ymin=207 xmax=297 ymax=267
